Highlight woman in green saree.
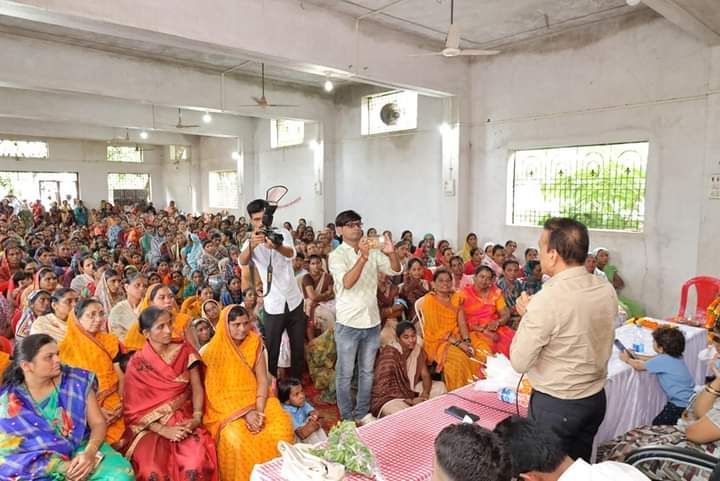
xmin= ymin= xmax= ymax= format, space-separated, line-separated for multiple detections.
xmin=0 ymin=334 xmax=134 ymax=481
xmin=593 ymin=247 xmax=646 ymax=318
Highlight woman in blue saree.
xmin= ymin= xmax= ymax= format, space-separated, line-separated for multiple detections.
xmin=0 ymin=334 xmax=134 ymax=481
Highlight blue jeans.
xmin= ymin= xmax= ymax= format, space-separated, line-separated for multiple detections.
xmin=334 ymin=323 xmax=380 ymax=420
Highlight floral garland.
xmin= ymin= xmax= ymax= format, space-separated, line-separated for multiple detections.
xmin=625 ymin=317 xmax=661 ymax=330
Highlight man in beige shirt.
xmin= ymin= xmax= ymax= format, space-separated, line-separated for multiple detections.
xmin=511 ymin=217 xmax=617 ymax=462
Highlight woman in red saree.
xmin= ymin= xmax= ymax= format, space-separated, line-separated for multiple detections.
xmin=123 ymin=306 xmax=218 ymax=481
xmin=457 ymin=265 xmax=513 ymax=357
xmin=0 ymin=242 xmax=23 ymax=294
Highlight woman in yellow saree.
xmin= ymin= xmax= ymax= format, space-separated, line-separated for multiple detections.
xmin=124 ymin=283 xmax=194 ymax=351
xmin=421 ymin=270 xmax=486 ymax=391
xmin=202 ymin=305 xmax=293 ymax=481
xmin=59 ymin=299 xmax=126 ymax=449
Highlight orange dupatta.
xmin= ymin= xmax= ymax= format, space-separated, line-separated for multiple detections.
xmin=124 ymin=283 xmax=192 ymax=351
xmin=59 ymin=311 xmax=125 ymax=445
xmin=180 ymin=295 xmax=202 ymax=319
xmin=0 ymin=351 xmax=9 ymax=384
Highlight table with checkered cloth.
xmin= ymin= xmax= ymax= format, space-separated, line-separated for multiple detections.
xmin=250 ymin=385 xmax=526 ymax=481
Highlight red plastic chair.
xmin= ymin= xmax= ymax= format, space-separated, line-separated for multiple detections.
xmin=677 ymin=276 xmax=720 ymax=324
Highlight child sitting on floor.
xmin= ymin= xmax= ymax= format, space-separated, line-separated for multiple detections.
xmin=278 ymin=377 xmax=328 ymax=444
xmin=620 ymin=326 xmax=695 ymax=425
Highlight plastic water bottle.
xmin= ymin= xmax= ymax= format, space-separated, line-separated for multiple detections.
xmin=498 ymin=387 xmax=529 ymax=407
xmin=632 ymin=325 xmax=645 ymax=354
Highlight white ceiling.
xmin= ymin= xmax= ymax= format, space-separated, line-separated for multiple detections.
xmin=0 ymin=16 xmax=349 ymax=91
xmin=0 ymin=0 xmax=647 ymax=91
xmin=304 ymin=0 xmax=643 ymax=48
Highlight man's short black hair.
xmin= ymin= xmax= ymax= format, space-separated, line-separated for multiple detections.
xmin=543 ymin=217 xmax=589 ymax=266
xmin=335 ymin=210 xmax=361 ymax=227
xmin=492 ymin=244 xmax=505 ymax=255
xmin=493 ymin=416 xmax=566 ymax=478
xmin=246 ymin=199 xmax=267 ymax=216
xmin=434 ymin=423 xmax=511 ymax=481
xmin=652 ymin=326 xmax=686 ymax=358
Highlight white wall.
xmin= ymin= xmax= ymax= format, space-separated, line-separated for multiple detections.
xmin=333 ymin=86 xmax=448 ymax=239
xmin=469 ymin=10 xmax=718 ymax=317
xmin=253 ymin=120 xmax=325 ymax=229
xmin=0 ymin=137 xmax=166 ymax=208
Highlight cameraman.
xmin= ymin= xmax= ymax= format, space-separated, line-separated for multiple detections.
xmin=239 ymin=199 xmax=305 ymax=379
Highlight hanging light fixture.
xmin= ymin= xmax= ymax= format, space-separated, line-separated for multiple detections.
xmin=202 ymin=111 xmax=212 ymax=123
xmin=139 ymin=130 xmax=149 ymax=140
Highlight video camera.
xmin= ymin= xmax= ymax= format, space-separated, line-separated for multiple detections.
xmin=248 ymin=185 xmax=288 ymax=247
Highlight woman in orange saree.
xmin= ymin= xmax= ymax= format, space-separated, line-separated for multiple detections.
xmin=457 ymin=265 xmax=513 ymax=357
xmin=59 ymin=299 xmax=126 ymax=449
xmin=123 ymin=306 xmax=218 ymax=481
xmin=421 ymin=270 xmax=485 ymax=391
xmin=124 ymin=283 xmax=194 ymax=351
xmin=202 ymin=305 xmax=293 ymax=481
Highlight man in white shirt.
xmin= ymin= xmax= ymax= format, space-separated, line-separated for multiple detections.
xmin=328 ymin=210 xmax=401 ymax=422
xmin=494 ymin=416 xmax=649 ymax=481
xmin=239 ymin=199 xmax=305 ymax=379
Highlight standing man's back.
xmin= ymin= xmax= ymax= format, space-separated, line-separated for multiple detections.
xmin=510 ymin=217 xmax=617 ymax=461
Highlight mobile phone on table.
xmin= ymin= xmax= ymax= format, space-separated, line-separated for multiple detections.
xmin=614 ymin=339 xmax=636 ymax=359
xmin=444 ymin=405 xmax=479 ymax=423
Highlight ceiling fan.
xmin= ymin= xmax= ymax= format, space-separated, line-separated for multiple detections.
xmin=411 ymin=0 xmax=500 ymax=57
xmin=237 ymin=63 xmax=299 ymax=108
xmin=174 ymin=108 xmax=200 ymax=128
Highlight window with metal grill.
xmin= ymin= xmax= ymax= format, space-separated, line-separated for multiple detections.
xmin=209 ymin=170 xmax=239 ymax=209
xmin=508 ymin=142 xmax=648 ymax=232
xmin=107 ymin=146 xmax=143 ymax=163
xmin=0 ymin=139 xmax=48 ymax=159
xmin=361 ymin=90 xmax=417 ymax=136
xmin=107 ymin=173 xmax=150 ymax=204
xmin=271 ymin=119 xmax=305 ymax=148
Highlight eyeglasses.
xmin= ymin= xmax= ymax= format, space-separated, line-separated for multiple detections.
xmin=342 ymin=221 xmax=363 ymax=229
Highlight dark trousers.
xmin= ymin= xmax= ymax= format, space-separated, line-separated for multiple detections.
xmin=530 ymin=389 xmax=606 ymax=462
xmin=264 ymin=302 xmax=307 ymax=379
xmin=652 ymin=401 xmax=685 ymax=426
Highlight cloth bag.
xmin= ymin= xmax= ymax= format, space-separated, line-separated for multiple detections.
xmin=278 ymin=441 xmax=345 ymax=481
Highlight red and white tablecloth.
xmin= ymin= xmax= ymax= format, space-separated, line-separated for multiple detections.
xmin=250 ymin=385 xmax=527 ymax=481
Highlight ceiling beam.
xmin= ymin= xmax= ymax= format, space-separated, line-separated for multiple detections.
xmin=642 ymin=0 xmax=720 ymax=45
xmin=0 ymin=32 xmax=335 ymax=122
xmin=0 ymin=0 xmax=463 ymax=96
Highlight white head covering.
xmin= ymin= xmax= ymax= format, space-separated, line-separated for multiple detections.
xmin=591 ymin=247 xmax=609 ymax=257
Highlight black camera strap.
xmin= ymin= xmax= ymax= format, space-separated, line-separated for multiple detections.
xmin=265 ymin=250 xmax=273 ymax=296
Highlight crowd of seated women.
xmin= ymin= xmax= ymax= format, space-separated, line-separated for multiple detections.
xmin=0 ymin=197 xmax=651 ymax=480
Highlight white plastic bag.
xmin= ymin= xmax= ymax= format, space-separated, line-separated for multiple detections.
xmin=473 ymin=354 xmax=522 ymax=392
xmin=279 ymin=441 xmax=345 ymax=481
